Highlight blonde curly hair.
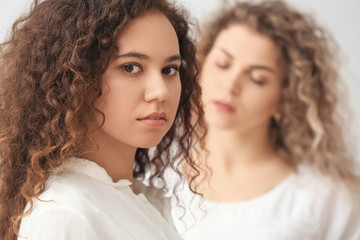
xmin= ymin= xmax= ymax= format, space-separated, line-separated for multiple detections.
xmin=198 ymin=0 xmax=359 ymax=193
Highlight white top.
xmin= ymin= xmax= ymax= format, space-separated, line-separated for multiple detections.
xmin=169 ymin=164 xmax=360 ymax=240
xmin=18 ymin=157 xmax=182 ymax=240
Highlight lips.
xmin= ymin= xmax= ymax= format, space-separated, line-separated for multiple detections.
xmin=213 ymin=101 xmax=236 ymax=113
xmin=137 ymin=112 xmax=167 ymax=127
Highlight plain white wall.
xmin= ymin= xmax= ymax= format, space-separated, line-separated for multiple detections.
xmin=1 ymin=0 xmax=359 ymax=160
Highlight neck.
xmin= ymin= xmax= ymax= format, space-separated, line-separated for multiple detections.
xmin=206 ymin=123 xmax=277 ymax=168
xmin=196 ymin=123 xmax=293 ymax=202
xmin=85 ymin=129 xmax=136 ymax=183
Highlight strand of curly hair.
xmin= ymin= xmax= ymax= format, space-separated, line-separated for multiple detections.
xmin=0 ymin=0 xmax=206 ymax=239
xmin=198 ymin=0 xmax=359 ymax=194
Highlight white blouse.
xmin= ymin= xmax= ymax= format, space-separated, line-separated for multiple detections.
xmin=169 ymin=164 xmax=360 ymax=240
xmin=18 ymin=157 xmax=182 ymax=240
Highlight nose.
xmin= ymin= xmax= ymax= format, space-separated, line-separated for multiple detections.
xmin=223 ymin=70 xmax=242 ymax=96
xmin=144 ymin=72 xmax=170 ymax=103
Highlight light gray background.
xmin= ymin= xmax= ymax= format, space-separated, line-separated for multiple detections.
xmin=1 ymin=0 xmax=359 ymax=160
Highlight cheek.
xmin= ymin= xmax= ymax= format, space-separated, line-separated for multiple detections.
xmin=201 ymin=72 xmax=218 ymax=101
xmin=99 ymin=81 xmax=138 ymax=119
xmin=245 ymin=88 xmax=281 ymax=116
xmin=170 ymin=80 xmax=182 ymax=107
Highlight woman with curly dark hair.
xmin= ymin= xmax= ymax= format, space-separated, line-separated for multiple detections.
xmin=170 ymin=1 xmax=360 ymax=239
xmin=0 ymin=0 xmax=205 ymax=239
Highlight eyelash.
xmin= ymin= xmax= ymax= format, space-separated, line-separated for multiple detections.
xmin=120 ymin=63 xmax=142 ymax=75
xmin=248 ymin=75 xmax=266 ymax=86
xmin=215 ymin=62 xmax=230 ymax=69
xmin=120 ymin=63 xmax=180 ymax=77
xmin=162 ymin=65 xmax=180 ymax=76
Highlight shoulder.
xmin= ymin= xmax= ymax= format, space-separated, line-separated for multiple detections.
xmin=289 ymin=164 xmax=360 ymax=239
xmin=34 ymin=169 xmax=105 ymax=210
xmin=19 ymin=170 xmax=104 ymax=235
xmin=21 ymin=168 xmax=130 ymax=228
xmin=290 ymin=164 xmax=356 ymax=204
xmin=19 ymin=200 xmax=98 ymax=240
xmin=288 ymin=164 xmax=358 ymax=212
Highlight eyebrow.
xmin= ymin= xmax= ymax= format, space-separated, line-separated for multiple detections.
xmin=250 ymin=65 xmax=276 ymax=74
xmin=117 ymin=51 xmax=182 ymax=62
xmin=219 ymin=47 xmax=276 ymax=74
xmin=219 ymin=48 xmax=234 ymax=59
xmin=117 ymin=52 xmax=149 ymax=60
xmin=166 ymin=55 xmax=182 ymax=62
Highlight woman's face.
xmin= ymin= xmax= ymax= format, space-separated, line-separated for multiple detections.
xmin=96 ymin=12 xmax=182 ymax=148
xmin=201 ymin=24 xmax=284 ymax=133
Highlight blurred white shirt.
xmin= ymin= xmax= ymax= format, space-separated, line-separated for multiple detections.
xmin=169 ymin=164 xmax=360 ymax=240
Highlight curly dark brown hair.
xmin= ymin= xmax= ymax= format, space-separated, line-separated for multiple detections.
xmin=0 ymin=0 xmax=205 ymax=239
xmin=198 ymin=0 xmax=359 ymax=192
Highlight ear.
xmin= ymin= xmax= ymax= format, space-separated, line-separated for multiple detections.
xmin=272 ymin=111 xmax=281 ymax=122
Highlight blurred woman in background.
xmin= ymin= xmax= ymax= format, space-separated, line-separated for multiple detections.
xmin=171 ymin=1 xmax=360 ymax=239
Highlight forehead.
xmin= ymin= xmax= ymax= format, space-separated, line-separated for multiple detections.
xmin=212 ymin=24 xmax=283 ymax=65
xmin=116 ymin=12 xmax=180 ymax=57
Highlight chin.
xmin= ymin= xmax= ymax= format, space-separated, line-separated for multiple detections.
xmin=209 ymin=118 xmax=238 ymax=130
xmin=136 ymin=137 xmax=164 ymax=149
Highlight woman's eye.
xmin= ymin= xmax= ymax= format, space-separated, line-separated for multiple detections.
xmin=251 ymin=78 xmax=266 ymax=85
xmin=162 ymin=66 xmax=180 ymax=76
xmin=248 ymin=74 xmax=266 ymax=86
xmin=215 ymin=60 xmax=230 ymax=69
xmin=121 ymin=64 xmax=142 ymax=74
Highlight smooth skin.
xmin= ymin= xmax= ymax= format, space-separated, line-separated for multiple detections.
xmin=87 ymin=12 xmax=182 ymax=184
xmin=198 ymin=24 xmax=293 ymax=202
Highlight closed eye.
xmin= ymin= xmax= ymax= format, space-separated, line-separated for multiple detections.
xmin=250 ymin=77 xmax=266 ymax=85
xmin=215 ymin=61 xmax=230 ymax=69
xmin=247 ymin=73 xmax=267 ymax=86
